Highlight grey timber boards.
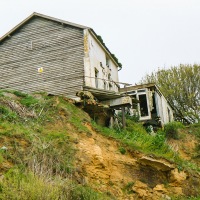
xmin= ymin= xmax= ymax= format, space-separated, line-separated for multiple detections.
xmin=0 ymin=16 xmax=85 ymax=98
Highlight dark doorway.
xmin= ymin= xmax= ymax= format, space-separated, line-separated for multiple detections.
xmin=138 ymin=94 xmax=148 ymax=116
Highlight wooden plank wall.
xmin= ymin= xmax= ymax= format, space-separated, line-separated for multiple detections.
xmin=0 ymin=16 xmax=85 ymax=98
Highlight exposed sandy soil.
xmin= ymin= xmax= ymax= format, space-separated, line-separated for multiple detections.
xmin=73 ymin=122 xmax=200 ymax=199
xmin=1 ymin=110 xmax=199 ymax=199
xmin=167 ymin=129 xmax=199 ymax=165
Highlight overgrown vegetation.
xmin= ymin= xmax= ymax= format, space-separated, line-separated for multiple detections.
xmin=0 ymin=90 xmax=111 ymax=200
xmin=0 ymin=90 xmax=200 ymax=199
xmin=164 ymin=121 xmax=184 ymax=139
xmin=97 ymin=35 xmax=122 ymax=69
xmin=0 ymin=168 xmax=109 ymax=200
xmin=93 ymin=119 xmax=200 ymax=173
xmin=140 ymin=64 xmax=200 ymax=124
xmin=92 ymin=119 xmax=176 ymax=161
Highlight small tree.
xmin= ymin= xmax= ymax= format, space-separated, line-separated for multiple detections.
xmin=140 ymin=64 xmax=200 ymax=124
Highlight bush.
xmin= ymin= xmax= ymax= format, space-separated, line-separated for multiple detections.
xmin=117 ymin=112 xmax=139 ymax=124
xmin=164 ymin=122 xmax=184 ymax=139
xmin=119 ymin=147 xmax=126 ymax=154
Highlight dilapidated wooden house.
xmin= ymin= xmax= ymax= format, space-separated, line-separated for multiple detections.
xmin=120 ymin=83 xmax=174 ymax=124
xmin=0 ymin=12 xmax=123 ymax=101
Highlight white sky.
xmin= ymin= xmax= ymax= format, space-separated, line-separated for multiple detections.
xmin=1 ymin=0 xmax=200 ymax=84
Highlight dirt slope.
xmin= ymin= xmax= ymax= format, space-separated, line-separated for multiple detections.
xmin=72 ymin=123 xmax=200 ymax=200
xmin=0 ymin=93 xmax=199 ymax=199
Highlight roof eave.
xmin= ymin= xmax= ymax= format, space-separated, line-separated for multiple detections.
xmin=0 ymin=12 xmax=90 ymax=43
xmin=0 ymin=13 xmax=35 ymax=42
xmin=33 ymin=12 xmax=90 ymax=29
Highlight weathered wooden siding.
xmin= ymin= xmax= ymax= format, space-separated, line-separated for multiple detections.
xmin=0 ymin=16 xmax=85 ymax=98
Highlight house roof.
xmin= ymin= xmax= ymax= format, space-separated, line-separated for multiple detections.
xmin=0 ymin=12 xmax=122 ymax=69
xmin=120 ymin=83 xmax=157 ymax=92
xmin=120 ymin=83 xmax=164 ymax=96
xmin=0 ymin=12 xmax=89 ymax=42
xmin=120 ymin=83 xmax=175 ymax=109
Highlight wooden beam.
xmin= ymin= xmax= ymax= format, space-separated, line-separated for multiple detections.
xmin=122 ymin=106 xmax=126 ymax=129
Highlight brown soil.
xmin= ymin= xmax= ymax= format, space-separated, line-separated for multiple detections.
xmin=73 ymin=123 xmax=200 ymax=199
xmin=1 ymin=114 xmax=199 ymax=199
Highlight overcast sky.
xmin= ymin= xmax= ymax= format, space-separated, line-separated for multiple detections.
xmin=1 ymin=0 xmax=200 ymax=84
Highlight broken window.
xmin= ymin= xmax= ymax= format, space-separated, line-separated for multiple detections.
xmin=138 ymin=94 xmax=149 ymax=117
xmin=131 ymin=95 xmax=138 ymax=109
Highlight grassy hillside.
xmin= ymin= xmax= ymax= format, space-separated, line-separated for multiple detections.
xmin=0 ymin=90 xmax=200 ymax=199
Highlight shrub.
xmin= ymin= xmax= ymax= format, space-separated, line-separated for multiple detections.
xmin=117 ymin=112 xmax=139 ymax=124
xmin=164 ymin=122 xmax=184 ymax=139
xmin=119 ymin=147 xmax=126 ymax=154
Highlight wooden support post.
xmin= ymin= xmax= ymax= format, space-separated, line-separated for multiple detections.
xmin=109 ymin=116 xmax=114 ymax=128
xmin=122 ymin=106 xmax=126 ymax=128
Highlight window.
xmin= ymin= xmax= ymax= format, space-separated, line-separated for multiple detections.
xmin=138 ymin=89 xmax=145 ymax=93
xmin=108 ymin=73 xmax=112 ymax=90
xmin=104 ymin=81 xmax=107 ymax=90
xmin=127 ymin=91 xmax=136 ymax=95
xmin=109 ymin=83 xmax=112 ymax=91
xmin=138 ymin=94 xmax=149 ymax=117
xmin=106 ymin=56 xmax=110 ymax=68
xmin=100 ymin=62 xmax=103 ymax=68
xmin=131 ymin=95 xmax=138 ymax=109
xmin=108 ymin=73 xmax=111 ymax=81
xmin=95 ymin=69 xmax=99 ymax=88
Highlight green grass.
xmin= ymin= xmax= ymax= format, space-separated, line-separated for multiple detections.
xmin=13 ymin=91 xmax=28 ymax=98
xmin=0 ymin=90 xmax=200 ymax=199
xmin=19 ymin=95 xmax=39 ymax=107
xmin=164 ymin=121 xmax=184 ymax=139
xmin=0 ymin=153 xmax=4 ymax=164
xmin=92 ymin=119 xmax=176 ymax=161
xmin=0 ymin=168 xmax=112 ymax=200
xmin=59 ymin=98 xmax=91 ymax=133
xmin=92 ymin=120 xmax=200 ymax=172
xmin=0 ymin=91 xmax=114 ymax=199
xmin=0 ymin=105 xmax=18 ymax=122
xmin=188 ymin=123 xmax=200 ymax=137
xmin=172 ymin=196 xmax=200 ymax=200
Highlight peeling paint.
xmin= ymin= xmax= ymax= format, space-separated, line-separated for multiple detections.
xmin=84 ymin=30 xmax=119 ymax=92
xmin=84 ymin=30 xmax=89 ymax=56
